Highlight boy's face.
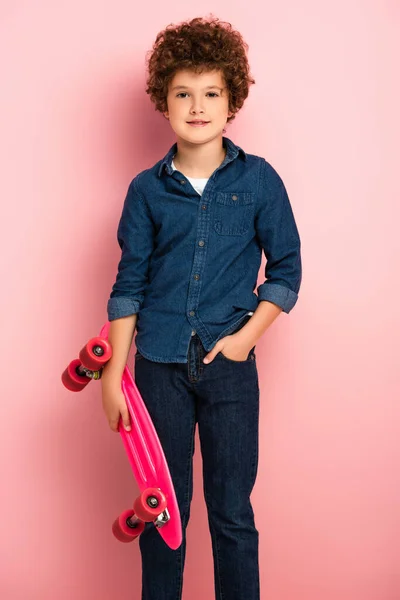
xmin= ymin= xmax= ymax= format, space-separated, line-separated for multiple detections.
xmin=163 ymin=69 xmax=233 ymax=145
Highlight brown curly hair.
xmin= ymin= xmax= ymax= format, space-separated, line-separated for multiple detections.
xmin=145 ymin=15 xmax=255 ymax=123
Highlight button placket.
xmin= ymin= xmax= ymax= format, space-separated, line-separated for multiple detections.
xmin=187 ymin=176 xmax=226 ymax=346
xmin=188 ymin=195 xmax=209 ymax=336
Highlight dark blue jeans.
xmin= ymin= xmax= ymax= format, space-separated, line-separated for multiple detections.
xmin=134 ymin=316 xmax=260 ymax=600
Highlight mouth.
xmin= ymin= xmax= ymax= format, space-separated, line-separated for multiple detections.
xmin=187 ymin=121 xmax=210 ymax=127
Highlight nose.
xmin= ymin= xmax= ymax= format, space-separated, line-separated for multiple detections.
xmin=190 ymin=96 xmax=205 ymax=115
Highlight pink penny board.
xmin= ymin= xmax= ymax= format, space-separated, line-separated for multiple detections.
xmin=100 ymin=322 xmax=182 ymax=550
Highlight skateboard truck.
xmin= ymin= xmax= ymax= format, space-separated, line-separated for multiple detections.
xmin=154 ymin=507 xmax=171 ymax=529
xmin=76 ymin=364 xmax=103 ymax=380
xmin=125 ymin=507 xmax=170 ymax=530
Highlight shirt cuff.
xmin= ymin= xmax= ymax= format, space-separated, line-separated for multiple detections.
xmin=257 ymin=282 xmax=298 ymax=313
xmin=107 ymin=297 xmax=141 ymax=321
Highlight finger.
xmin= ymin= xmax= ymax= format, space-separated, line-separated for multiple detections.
xmin=203 ymin=343 xmax=222 ymax=364
xmin=120 ymin=406 xmax=131 ymax=431
xmin=109 ymin=416 xmax=120 ymax=433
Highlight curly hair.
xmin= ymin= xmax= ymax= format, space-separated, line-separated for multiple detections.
xmin=145 ymin=15 xmax=255 ymax=123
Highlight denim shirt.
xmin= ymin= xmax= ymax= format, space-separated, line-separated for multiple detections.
xmin=107 ymin=137 xmax=302 ymax=363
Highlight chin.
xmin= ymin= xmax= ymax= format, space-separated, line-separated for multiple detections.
xmin=179 ymin=128 xmax=224 ymax=144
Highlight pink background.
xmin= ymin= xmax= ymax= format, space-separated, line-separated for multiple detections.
xmin=1 ymin=2 xmax=399 ymax=599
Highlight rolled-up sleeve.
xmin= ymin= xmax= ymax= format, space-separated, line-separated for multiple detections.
xmin=107 ymin=176 xmax=155 ymax=321
xmin=255 ymin=160 xmax=302 ymax=313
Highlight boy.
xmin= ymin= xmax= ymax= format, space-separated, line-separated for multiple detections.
xmin=102 ymin=15 xmax=302 ymax=600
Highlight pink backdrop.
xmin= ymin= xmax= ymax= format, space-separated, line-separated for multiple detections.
xmin=1 ymin=2 xmax=399 ymax=599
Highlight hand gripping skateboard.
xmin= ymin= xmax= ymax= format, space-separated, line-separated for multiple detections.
xmin=61 ymin=321 xmax=182 ymax=550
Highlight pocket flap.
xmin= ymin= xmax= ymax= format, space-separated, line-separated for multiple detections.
xmin=216 ymin=192 xmax=255 ymax=206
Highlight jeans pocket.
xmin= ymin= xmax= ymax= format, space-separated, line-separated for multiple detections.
xmin=218 ymin=346 xmax=256 ymax=364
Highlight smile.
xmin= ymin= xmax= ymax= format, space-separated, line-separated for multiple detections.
xmin=187 ymin=121 xmax=210 ymax=127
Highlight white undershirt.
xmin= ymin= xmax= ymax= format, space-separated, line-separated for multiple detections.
xmin=171 ymin=159 xmax=208 ymax=196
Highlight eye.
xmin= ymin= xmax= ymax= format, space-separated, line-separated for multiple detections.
xmin=175 ymin=92 xmax=220 ymax=98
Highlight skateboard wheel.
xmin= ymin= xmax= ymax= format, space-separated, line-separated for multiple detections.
xmin=61 ymin=359 xmax=89 ymax=392
xmin=79 ymin=337 xmax=112 ymax=371
xmin=112 ymin=509 xmax=145 ymax=542
xmin=133 ymin=488 xmax=167 ymax=522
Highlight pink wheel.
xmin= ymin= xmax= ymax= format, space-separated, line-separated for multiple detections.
xmin=112 ymin=509 xmax=145 ymax=542
xmin=133 ymin=488 xmax=167 ymax=522
xmin=61 ymin=359 xmax=89 ymax=392
xmin=79 ymin=337 xmax=112 ymax=371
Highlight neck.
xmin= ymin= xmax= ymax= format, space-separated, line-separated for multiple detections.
xmin=173 ymin=134 xmax=226 ymax=178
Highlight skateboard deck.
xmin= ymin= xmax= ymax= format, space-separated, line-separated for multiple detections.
xmin=62 ymin=321 xmax=182 ymax=550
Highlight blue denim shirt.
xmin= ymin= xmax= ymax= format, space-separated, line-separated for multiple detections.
xmin=107 ymin=137 xmax=302 ymax=363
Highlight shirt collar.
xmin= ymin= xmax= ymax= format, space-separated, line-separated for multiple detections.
xmin=157 ymin=136 xmax=247 ymax=177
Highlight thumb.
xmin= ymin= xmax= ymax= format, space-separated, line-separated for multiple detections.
xmin=120 ymin=405 xmax=131 ymax=431
xmin=203 ymin=342 xmax=221 ymax=364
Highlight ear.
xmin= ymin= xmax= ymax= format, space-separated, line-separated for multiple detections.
xmin=163 ymin=111 xmax=169 ymax=120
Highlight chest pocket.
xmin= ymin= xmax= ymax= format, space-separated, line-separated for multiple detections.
xmin=213 ymin=192 xmax=256 ymax=236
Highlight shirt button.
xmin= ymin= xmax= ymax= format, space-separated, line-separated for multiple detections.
xmin=189 ymin=310 xmax=195 ymax=316
xmin=180 ymin=180 xmax=186 ymax=185
xmin=232 ymin=194 xmax=238 ymax=201
xmin=191 ymin=330 xmax=196 ymax=336
xmin=202 ymin=205 xmax=207 ymax=210
xmin=194 ymin=274 xmax=200 ymax=280
xmin=198 ymin=240 xmax=205 ymax=247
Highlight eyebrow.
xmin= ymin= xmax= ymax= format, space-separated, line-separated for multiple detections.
xmin=171 ymin=85 xmax=224 ymax=91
